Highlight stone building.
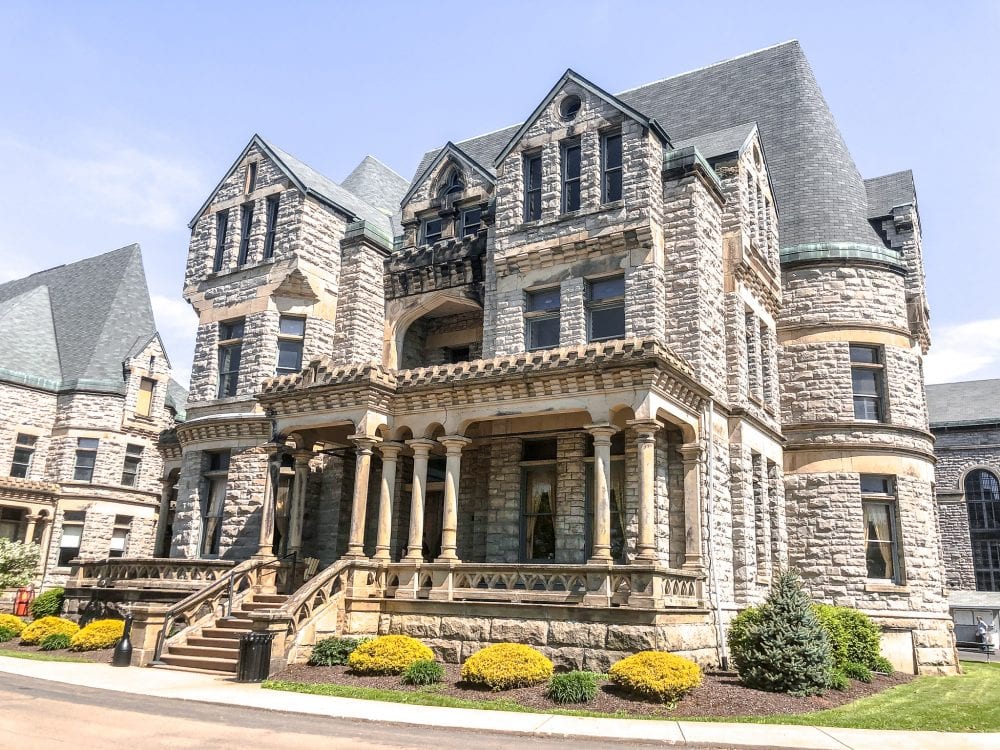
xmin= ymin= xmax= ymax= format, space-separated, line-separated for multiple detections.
xmin=0 ymin=245 xmax=186 ymax=592
xmin=927 ymin=379 xmax=1000 ymax=642
xmin=159 ymin=41 xmax=955 ymax=675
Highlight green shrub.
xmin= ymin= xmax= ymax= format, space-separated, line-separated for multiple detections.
xmin=0 ymin=614 xmax=26 ymax=635
xmin=870 ymin=655 xmax=895 ymax=674
xmin=546 ymin=671 xmax=600 ymax=704
xmin=812 ymin=603 xmax=884 ymax=673
xmin=348 ymin=635 xmax=434 ymax=675
xmin=309 ymin=636 xmax=370 ymax=667
xmin=70 ymin=619 xmax=124 ymax=650
xmin=609 ymin=651 xmax=702 ymax=703
xmin=30 ymin=588 xmax=64 ymax=619
xmin=461 ymin=643 xmax=554 ymax=690
xmin=401 ymin=659 xmax=444 ymax=686
xmin=827 ymin=669 xmax=849 ymax=691
xmin=842 ymin=661 xmax=874 ymax=683
xmin=813 ymin=604 xmax=849 ymax=668
xmin=39 ymin=633 xmax=72 ymax=651
xmin=0 ymin=626 xmax=18 ymax=643
xmin=728 ymin=571 xmax=832 ymax=696
xmin=21 ymin=616 xmax=78 ymax=645
xmin=727 ymin=605 xmax=764 ymax=661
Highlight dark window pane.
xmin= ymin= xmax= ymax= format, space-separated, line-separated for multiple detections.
xmin=604 ymin=134 xmax=622 ymax=169
xmin=263 ymin=195 xmax=280 ymax=258
xmin=219 ymin=320 xmax=245 ymax=340
xmin=564 ymin=181 xmax=580 ymax=212
xmin=523 ymin=439 xmax=557 ymax=461
xmin=526 ymin=289 xmax=560 ymax=312
xmin=564 ymin=144 xmax=580 ymax=178
xmin=423 ymin=218 xmax=442 ymax=244
xmin=850 ymin=345 xmax=879 ymax=364
xmin=279 ymin=317 xmax=306 ymax=337
xmin=246 ymin=162 xmax=257 ymax=193
xmin=605 ymin=170 xmax=622 ymax=202
xmin=462 ymin=208 xmax=481 ymax=236
xmin=527 ymin=155 xmax=542 ymax=190
xmin=276 ymin=340 xmax=303 ymax=373
xmin=528 ymin=190 xmax=542 ymax=221
xmin=213 ymin=210 xmax=229 ymax=272
xmin=528 ymin=317 xmax=560 ymax=350
xmin=589 ymin=277 xmax=625 ymax=301
xmin=852 ymin=369 xmax=879 ymax=396
xmin=860 ymin=475 xmax=893 ymax=495
xmin=238 ymin=203 xmax=254 ymax=265
xmin=589 ymin=305 xmax=625 ymax=341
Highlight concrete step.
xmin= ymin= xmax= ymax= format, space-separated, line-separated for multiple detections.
xmin=238 ymin=602 xmax=282 ymax=612
xmin=187 ymin=635 xmax=241 ymax=648
xmin=213 ymin=617 xmax=253 ymax=629
xmin=168 ymin=644 xmax=239 ymax=660
xmin=159 ymin=654 xmax=237 ymax=673
xmin=201 ymin=627 xmax=250 ymax=640
xmin=252 ymin=594 xmax=289 ymax=604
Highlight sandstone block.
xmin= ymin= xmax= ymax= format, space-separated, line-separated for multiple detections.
xmin=606 ymin=624 xmax=657 ymax=652
xmin=490 ymin=618 xmax=548 ymax=645
xmin=439 ymin=616 xmax=491 ymax=641
xmin=547 ymin=621 xmax=607 ymax=648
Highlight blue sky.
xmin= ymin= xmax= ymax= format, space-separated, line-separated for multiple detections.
xmin=1 ymin=1 xmax=997 ymax=387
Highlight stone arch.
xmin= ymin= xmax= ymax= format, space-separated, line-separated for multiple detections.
xmin=389 ymin=290 xmax=484 ymax=370
xmin=958 ymin=463 xmax=1000 ymax=493
xmin=431 ymin=162 xmax=465 ymax=200
xmin=609 ymin=404 xmax=636 ymax=430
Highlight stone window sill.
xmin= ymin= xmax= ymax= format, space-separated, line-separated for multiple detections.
xmin=516 ymin=203 xmax=627 ymax=233
xmin=865 ymin=582 xmax=909 ymax=594
xmin=207 ymin=259 xmax=275 ymax=281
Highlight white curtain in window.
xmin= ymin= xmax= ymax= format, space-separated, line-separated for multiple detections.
xmin=864 ymin=503 xmax=894 ymax=578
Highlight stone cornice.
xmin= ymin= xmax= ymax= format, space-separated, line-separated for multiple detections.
xmin=494 ymin=222 xmax=653 ymax=277
xmin=175 ymin=413 xmax=272 ymax=445
xmin=783 ymin=421 xmax=935 ymax=461
xmin=0 ymin=477 xmax=59 ymax=503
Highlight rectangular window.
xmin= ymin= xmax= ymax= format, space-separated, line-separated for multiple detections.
xmin=561 ymin=140 xmax=581 ymax=213
xmin=524 ymin=152 xmax=542 ymax=222
xmin=212 ymin=209 xmax=229 ymax=272
xmin=0 ymin=508 xmax=23 ymax=541
xmin=73 ymin=438 xmax=99 ymax=482
xmin=237 ymin=202 xmax=254 ymax=265
xmin=850 ymin=344 xmax=885 ymax=422
xmin=422 ymin=217 xmax=443 ymax=245
xmin=201 ymin=452 xmax=230 ymax=556
xmin=109 ymin=515 xmax=132 ymax=558
xmin=58 ymin=510 xmax=85 ymax=567
xmin=525 ymin=288 xmax=561 ymax=350
xmin=602 ymin=132 xmax=623 ymax=203
xmin=461 ymin=207 xmax=482 ymax=237
xmin=522 ymin=439 xmax=557 ymax=562
xmin=217 ymin=319 xmax=245 ymax=398
xmin=861 ymin=475 xmax=901 ymax=582
xmin=245 ymin=162 xmax=258 ymax=194
xmin=10 ymin=434 xmax=36 ymax=478
xmin=587 ymin=276 xmax=626 ymax=342
xmin=121 ymin=444 xmax=143 ymax=487
xmin=262 ymin=194 xmax=280 ymax=258
xmin=136 ymin=377 xmax=155 ymax=417
xmin=276 ymin=316 xmax=306 ymax=375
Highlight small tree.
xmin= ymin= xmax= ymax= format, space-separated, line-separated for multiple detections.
xmin=0 ymin=540 xmax=41 ymax=589
xmin=730 ymin=571 xmax=832 ymax=695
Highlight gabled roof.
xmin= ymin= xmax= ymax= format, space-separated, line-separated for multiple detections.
xmin=0 ymin=244 xmax=160 ymax=393
xmin=927 ymin=379 xmax=1000 ymax=427
xmin=400 ymin=141 xmax=497 ymax=208
xmin=411 ymin=41 xmax=889 ymax=251
xmin=671 ymin=122 xmax=759 ymax=161
xmin=493 ymin=68 xmax=670 ymax=167
xmin=189 ymin=135 xmax=396 ymax=237
xmin=341 ymin=155 xmax=409 ymax=216
xmin=865 ymin=170 xmax=917 ymax=219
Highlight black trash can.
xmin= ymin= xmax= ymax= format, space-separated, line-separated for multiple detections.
xmin=236 ymin=631 xmax=275 ymax=682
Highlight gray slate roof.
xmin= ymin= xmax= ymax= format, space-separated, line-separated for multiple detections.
xmin=864 ymin=170 xmax=916 ymax=219
xmin=0 ymin=244 xmax=168 ymax=395
xmin=411 ymin=41 xmax=890 ymax=251
xmin=341 ymin=155 xmax=410 ymax=217
xmin=671 ymin=122 xmax=759 ymax=161
xmin=926 ymin=379 xmax=1000 ymax=427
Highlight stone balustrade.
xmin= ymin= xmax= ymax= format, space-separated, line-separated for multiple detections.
xmin=72 ymin=557 xmax=237 ymax=590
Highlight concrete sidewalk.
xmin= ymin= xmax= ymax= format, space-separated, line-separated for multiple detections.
xmin=0 ymin=656 xmax=993 ymax=750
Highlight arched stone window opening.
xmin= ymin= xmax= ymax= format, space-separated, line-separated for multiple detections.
xmin=437 ymin=168 xmax=465 ymax=199
xmin=398 ymin=306 xmax=484 ymax=369
xmin=966 ymin=468 xmax=1000 ymax=591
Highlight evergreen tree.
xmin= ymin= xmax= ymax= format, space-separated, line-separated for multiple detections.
xmin=731 ymin=571 xmax=832 ymax=695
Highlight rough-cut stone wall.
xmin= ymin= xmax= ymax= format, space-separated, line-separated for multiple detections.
xmin=780 ymin=342 xmax=855 ymax=424
xmin=332 ymin=240 xmax=387 ymax=366
xmin=781 ymin=266 xmax=907 ymax=330
xmin=0 ymin=381 xmax=58 ymax=481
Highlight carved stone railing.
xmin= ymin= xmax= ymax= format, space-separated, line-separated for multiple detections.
xmin=382 ymin=562 xmax=703 ymax=609
xmin=72 ymin=557 xmax=237 ymax=591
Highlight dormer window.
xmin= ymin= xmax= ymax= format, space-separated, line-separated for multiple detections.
xmin=438 ymin=169 xmax=464 ymax=198
xmin=461 ymin=207 xmax=482 ymax=237
xmin=422 ymin=217 xmax=443 ymax=245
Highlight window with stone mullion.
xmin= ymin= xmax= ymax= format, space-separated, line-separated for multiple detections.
xmin=561 ymin=140 xmax=581 ymax=213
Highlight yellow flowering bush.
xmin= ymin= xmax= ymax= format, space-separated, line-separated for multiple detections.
xmin=461 ymin=643 xmax=554 ymax=690
xmin=347 ymin=635 xmax=433 ymax=675
xmin=20 ymin=616 xmax=79 ymax=645
xmin=608 ymin=651 xmax=702 ymax=702
xmin=0 ymin=614 xmax=26 ymax=635
xmin=70 ymin=619 xmax=125 ymax=651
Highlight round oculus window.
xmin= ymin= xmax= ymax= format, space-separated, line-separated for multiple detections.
xmin=559 ymin=94 xmax=582 ymax=120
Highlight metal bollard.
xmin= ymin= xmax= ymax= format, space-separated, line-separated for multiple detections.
xmin=112 ymin=614 xmax=133 ymax=667
xmin=236 ymin=631 xmax=275 ymax=682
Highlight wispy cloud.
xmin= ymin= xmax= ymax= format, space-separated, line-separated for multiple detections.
xmin=924 ymin=318 xmax=1000 ymax=384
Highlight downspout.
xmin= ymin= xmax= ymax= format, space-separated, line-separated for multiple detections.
xmin=702 ymin=398 xmax=729 ymax=670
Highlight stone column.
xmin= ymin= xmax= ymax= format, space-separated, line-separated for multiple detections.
xmin=154 ymin=476 xmax=173 ymax=557
xmin=587 ymin=424 xmax=617 ymax=563
xmin=256 ymin=444 xmax=283 ymax=557
xmin=403 ymin=439 xmax=436 ymax=562
xmin=680 ymin=443 xmax=703 ymax=570
xmin=628 ymin=420 xmax=660 ymax=562
xmin=345 ymin=435 xmax=379 ymax=559
xmin=437 ymin=436 xmax=471 ymax=562
xmin=287 ymin=451 xmax=312 ymax=555
xmin=22 ymin=514 xmax=37 ymax=545
xmin=374 ymin=442 xmax=404 ymax=561
xmin=36 ymin=515 xmax=52 ymax=575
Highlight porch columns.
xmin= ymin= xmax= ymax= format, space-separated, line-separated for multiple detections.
xmin=628 ymin=419 xmax=660 ymax=562
xmin=374 ymin=442 xmax=404 ymax=560
xmin=345 ymin=435 xmax=379 ymax=559
xmin=286 ymin=451 xmax=312 ymax=555
xmin=154 ymin=475 xmax=173 ymax=556
xmin=437 ymin=435 xmax=471 ymax=562
xmin=22 ymin=514 xmax=38 ymax=545
xmin=256 ymin=444 xmax=283 ymax=556
xmin=586 ymin=424 xmax=617 ymax=563
xmin=403 ymin=439 xmax=436 ymax=562
xmin=680 ymin=443 xmax=704 ymax=570
xmin=35 ymin=514 xmax=52 ymax=574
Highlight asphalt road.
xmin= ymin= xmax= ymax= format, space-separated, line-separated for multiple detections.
xmin=0 ymin=672 xmax=729 ymax=750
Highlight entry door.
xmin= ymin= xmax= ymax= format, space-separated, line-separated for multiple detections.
xmin=423 ymin=490 xmax=444 ymax=560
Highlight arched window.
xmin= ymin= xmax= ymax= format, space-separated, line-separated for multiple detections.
xmin=966 ymin=469 xmax=1000 ymax=590
xmin=437 ymin=168 xmax=464 ymax=198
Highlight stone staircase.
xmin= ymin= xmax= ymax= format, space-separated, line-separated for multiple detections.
xmin=157 ymin=593 xmax=289 ymax=673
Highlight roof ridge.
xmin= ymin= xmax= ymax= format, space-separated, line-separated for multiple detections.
xmin=357 ymin=154 xmax=408 ymax=182
xmin=864 ymin=169 xmax=914 ymax=181
xmin=0 ymin=242 xmax=140 ymax=292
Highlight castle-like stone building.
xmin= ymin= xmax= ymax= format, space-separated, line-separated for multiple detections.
xmin=0 ymin=245 xmax=185 ymax=591
xmin=160 ymin=41 xmax=955 ymax=674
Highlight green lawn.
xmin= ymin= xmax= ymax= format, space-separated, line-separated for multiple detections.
xmin=265 ymin=661 xmax=1000 ymax=732
xmin=0 ymin=648 xmax=91 ymax=664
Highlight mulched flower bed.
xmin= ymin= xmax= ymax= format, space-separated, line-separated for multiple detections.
xmin=0 ymin=641 xmax=114 ymax=663
xmin=273 ymin=662 xmax=912 ymax=719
